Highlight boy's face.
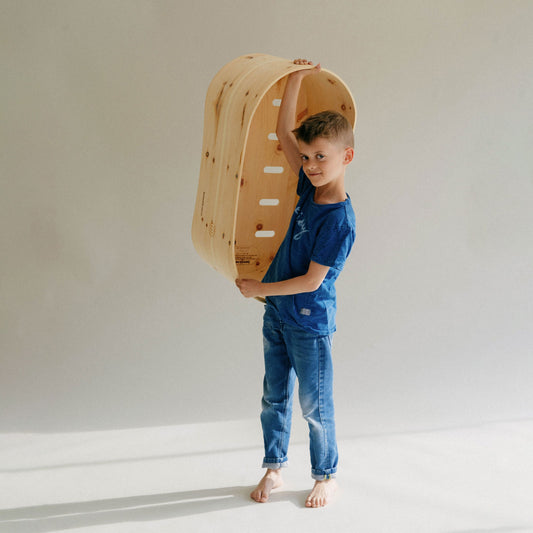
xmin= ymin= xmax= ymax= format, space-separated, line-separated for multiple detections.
xmin=298 ymin=137 xmax=354 ymax=189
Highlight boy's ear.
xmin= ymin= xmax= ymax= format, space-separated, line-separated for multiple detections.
xmin=343 ymin=147 xmax=355 ymax=164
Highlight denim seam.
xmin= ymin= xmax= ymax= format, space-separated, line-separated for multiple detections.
xmin=311 ymin=469 xmax=337 ymax=481
xmin=280 ymin=323 xmax=292 ymax=462
xmin=318 ymin=337 xmax=329 ymax=470
xmin=279 ymin=371 xmax=290 ymax=461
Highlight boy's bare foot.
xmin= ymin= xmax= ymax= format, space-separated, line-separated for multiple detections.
xmin=305 ymin=478 xmax=337 ymax=508
xmin=250 ymin=469 xmax=283 ymax=503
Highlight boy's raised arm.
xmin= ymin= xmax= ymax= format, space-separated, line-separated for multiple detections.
xmin=276 ymin=60 xmax=321 ymax=175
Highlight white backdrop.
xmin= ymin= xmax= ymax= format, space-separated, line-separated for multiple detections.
xmin=1 ymin=0 xmax=532 ymax=434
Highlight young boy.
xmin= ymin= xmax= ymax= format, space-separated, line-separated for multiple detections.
xmin=236 ymin=59 xmax=355 ymax=508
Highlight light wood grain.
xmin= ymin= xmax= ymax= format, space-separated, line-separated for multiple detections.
xmin=192 ymin=54 xmax=356 ymax=282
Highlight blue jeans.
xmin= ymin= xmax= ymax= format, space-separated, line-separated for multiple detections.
xmin=260 ymin=304 xmax=338 ymax=480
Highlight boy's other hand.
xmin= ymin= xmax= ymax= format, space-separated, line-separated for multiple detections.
xmin=236 ymin=278 xmax=264 ymax=299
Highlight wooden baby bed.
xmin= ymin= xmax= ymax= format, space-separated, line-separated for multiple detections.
xmin=192 ymin=54 xmax=356 ymax=283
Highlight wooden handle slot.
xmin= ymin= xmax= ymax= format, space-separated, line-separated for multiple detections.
xmin=192 ymin=54 xmax=356 ymax=282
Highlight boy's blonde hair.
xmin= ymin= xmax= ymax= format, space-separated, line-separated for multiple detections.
xmin=292 ymin=110 xmax=354 ymax=149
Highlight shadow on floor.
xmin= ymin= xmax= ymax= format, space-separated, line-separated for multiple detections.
xmin=0 ymin=445 xmax=261 ymax=474
xmin=0 ymin=485 xmax=310 ymax=532
xmin=442 ymin=526 xmax=532 ymax=533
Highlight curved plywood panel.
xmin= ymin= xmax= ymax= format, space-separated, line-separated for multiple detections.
xmin=192 ymin=54 xmax=356 ymax=282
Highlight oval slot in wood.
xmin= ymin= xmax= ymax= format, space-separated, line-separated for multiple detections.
xmin=272 ymin=98 xmax=282 ymax=107
xmin=263 ymin=166 xmax=284 ymax=174
xmin=267 ymin=133 xmax=278 ymax=141
xmin=259 ymin=199 xmax=280 ymax=206
xmin=255 ymin=230 xmax=275 ymax=238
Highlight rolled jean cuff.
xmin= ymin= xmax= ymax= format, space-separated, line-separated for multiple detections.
xmin=311 ymin=468 xmax=337 ymax=481
xmin=262 ymin=458 xmax=289 ymax=470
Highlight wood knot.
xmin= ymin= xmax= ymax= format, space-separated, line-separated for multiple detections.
xmin=256 ymin=223 xmax=263 ymax=230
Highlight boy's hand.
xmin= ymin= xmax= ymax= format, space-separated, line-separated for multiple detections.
xmin=290 ymin=59 xmax=322 ymax=79
xmin=235 ymin=278 xmax=264 ymax=299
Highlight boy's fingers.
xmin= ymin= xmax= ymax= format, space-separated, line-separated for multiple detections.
xmin=292 ymin=59 xmax=321 ymax=75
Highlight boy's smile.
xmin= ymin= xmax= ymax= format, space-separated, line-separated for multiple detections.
xmin=298 ymin=138 xmax=354 ymax=202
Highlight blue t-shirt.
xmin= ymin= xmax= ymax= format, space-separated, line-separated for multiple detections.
xmin=262 ymin=168 xmax=356 ymax=334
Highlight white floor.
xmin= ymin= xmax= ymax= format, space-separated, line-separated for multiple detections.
xmin=1 ymin=418 xmax=533 ymax=533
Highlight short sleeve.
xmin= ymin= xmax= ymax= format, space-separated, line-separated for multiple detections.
xmin=297 ymin=167 xmax=312 ymax=197
xmin=310 ymin=218 xmax=355 ymax=270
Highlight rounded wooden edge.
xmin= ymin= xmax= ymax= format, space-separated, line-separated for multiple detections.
xmin=193 ymin=54 xmax=357 ymax=283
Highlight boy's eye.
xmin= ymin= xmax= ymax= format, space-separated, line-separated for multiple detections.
xmin=301 ymin=155 xmax=308 ymax=161
xmin=316 ymin=154 xmax=325 ymax=160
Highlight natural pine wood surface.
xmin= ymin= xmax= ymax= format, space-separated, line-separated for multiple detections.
xmin=192 ymin=54 xmax=356 ymax=282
